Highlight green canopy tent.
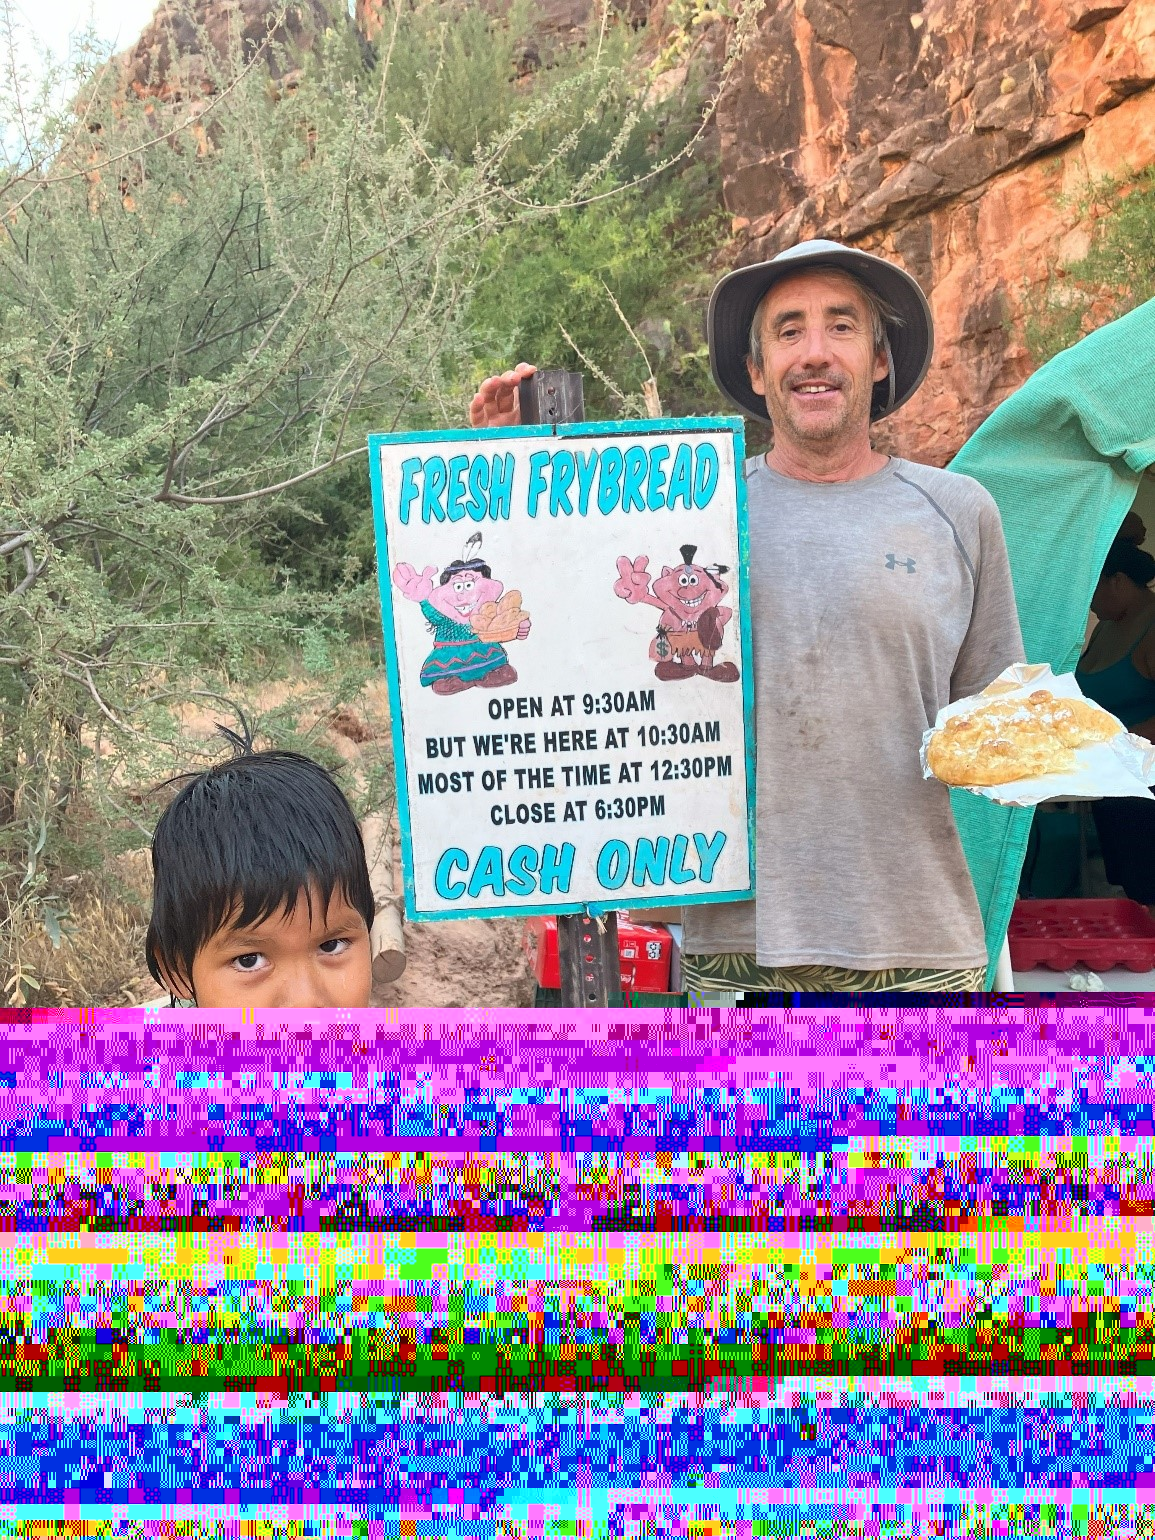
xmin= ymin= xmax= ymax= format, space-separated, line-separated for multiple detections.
xmin=949 ymin=296 xmax=1155 ymax=986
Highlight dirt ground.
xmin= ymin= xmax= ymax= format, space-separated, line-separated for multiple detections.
xmin=372 ymin=915 xmax=535 ymax=1008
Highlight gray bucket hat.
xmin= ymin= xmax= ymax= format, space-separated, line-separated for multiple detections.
xmin=706 ymin=238 xmax=934 ymax=422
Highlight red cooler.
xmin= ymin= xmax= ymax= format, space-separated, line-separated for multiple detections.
xmin=523 ymin=916 xmax=672 ymax=994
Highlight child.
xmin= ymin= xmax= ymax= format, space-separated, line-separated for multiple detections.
xmin=146 ymin=748 xmax=376 ymax=1008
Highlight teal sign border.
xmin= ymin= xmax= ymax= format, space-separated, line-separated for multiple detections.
xmin=368 ymin=416 xmax=755 ymax=923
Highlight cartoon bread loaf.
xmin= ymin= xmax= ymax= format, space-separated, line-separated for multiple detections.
xmin=472 ymin=590 xmax=531 ymax=644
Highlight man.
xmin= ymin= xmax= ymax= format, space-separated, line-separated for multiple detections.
xmin=470 ymin=239 xmax=1025 ymax=992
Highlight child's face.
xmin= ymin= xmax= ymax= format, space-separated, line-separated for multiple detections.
xmin=184 ymin=886 xmax=373 ymax=1008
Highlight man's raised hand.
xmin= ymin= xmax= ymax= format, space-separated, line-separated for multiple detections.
xmin=469 ymin=363 xmax=536 ymax=429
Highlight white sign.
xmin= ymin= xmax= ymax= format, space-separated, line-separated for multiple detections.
xmin=369 ymin=417 xmax=755 ymax=920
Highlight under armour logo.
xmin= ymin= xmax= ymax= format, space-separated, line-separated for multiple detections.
xmin=886 ymin=554 xmax=917 ymax=573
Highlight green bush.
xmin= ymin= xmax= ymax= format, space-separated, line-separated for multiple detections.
xmin=470 ymin=166 xmax=723 ymax=423
xmin=0 ymin=0 xmax=750 ymax=996
xmin=259 ymin=5 xmax=729 ymax=581
xmin=1025 ymin=168 xmax=1155 ymax=365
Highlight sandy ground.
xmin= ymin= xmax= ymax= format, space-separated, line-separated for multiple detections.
xmin=373 ymin=915 xmax=535 ymax=1009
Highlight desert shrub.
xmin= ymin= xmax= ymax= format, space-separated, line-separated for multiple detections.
xmin=1025 ymin=167 xmax=1155 ymax=365
xmin=14 ymin=863 xmax=153 ymax=1008
xmin=0 ymin=0 xmax=758 ymax=997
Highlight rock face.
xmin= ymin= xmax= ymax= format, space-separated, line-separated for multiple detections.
xmin=118 ymin=0 xmax=1155 ymax=464
xmin=82 ymin=0 xmax=346 ymax=208
xmin=121 ymin=0 xmax=342 ymax=103
xmin=717 ymin=0 xmax=1155 ymax=463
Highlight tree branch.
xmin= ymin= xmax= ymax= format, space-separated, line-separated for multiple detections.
xmin=156 ymin=444 xmax=365 ymax=506
xmin=60 ymin=664 xmax=138 ymax=735
xmin=9 ymin=543 xmax=47 ymax=597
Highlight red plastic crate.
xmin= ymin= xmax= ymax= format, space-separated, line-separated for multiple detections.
xmin=1009 ymin=899 xmax=1155 ymax=973
xmin=523 ymin=915 xmax=672 ymax=993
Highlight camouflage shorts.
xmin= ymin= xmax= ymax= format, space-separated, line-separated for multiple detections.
xmin=681 ymin=951 xmax=988 ymax=996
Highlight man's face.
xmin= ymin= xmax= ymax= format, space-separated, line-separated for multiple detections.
xmin=746 ymin=270 xmax=890 ymax=448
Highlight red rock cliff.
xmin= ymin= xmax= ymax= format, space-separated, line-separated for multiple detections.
xmin=121 ymin=0 xmax=1155 ymax=464
xmin=717 ymin=0 xmax=1155 ymax=462
xmin=123 ymin=0 xmax=337 ymax=100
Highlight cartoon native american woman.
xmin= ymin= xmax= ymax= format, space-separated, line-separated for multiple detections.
xmin=392 ymin=533 xmax=532 ymax=695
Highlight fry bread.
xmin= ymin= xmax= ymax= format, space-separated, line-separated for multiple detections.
xmin=927 ymin=688 xmax=1119 ymax=787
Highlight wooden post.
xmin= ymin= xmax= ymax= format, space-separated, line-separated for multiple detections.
xmin=361 ymin=811 xmax=406 ymax=985
xmin=518 ymin=370 xmax=621 ymax=1008
xmin=519 ymin=369 xmax=584 ymax=429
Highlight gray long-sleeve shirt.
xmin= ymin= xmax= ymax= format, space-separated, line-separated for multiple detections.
xmin=682 ymin=454 xmax=1025 ymax=971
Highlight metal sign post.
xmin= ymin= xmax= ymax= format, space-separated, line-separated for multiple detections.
xmin=519 ymin=370 xmax=621 ymax=1007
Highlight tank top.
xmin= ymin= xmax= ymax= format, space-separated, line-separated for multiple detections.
xmin=1075 ymin=617 xmax=1155 ymax=730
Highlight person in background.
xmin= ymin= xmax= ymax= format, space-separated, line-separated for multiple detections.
xmin=1076 ymin=536 xmax=1155 ymax=918
xmin=1084 ymin=501 xmax=1146 ymax=643
xmin=1119 ymin=504 xmax=1147 ymax=547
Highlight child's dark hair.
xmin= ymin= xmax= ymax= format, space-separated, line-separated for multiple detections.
xmin=145 ymin=748 xmax=375 ymax=995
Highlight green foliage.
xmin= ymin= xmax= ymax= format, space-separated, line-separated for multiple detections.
xmin=0 ymin=0 xmax=753 ymax=995
xmin=256 ymin=4 xmax=731 ymax=575
xmin=1025 ymin=168 xmax=1155 ymax=365
xmin=655 ymin=0 xmax=749 ymax=73
xmin=378 ymin=0 xmax=660 ymax=195
xmin=257 ymin=457 xmax=380 ymax=629
xmin=0 ymin=12 xmax=468 ymax=987
xmin=360 ymin=0 xmax=727 ymax=423
xmin=376 ymin=0 xmax=541 ymax=167
xmin=471 ymin=167 xmax=722 ymax=422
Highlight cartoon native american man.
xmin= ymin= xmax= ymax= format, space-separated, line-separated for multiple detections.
xmin=613 ymin=543 xmax=739 ymax=682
